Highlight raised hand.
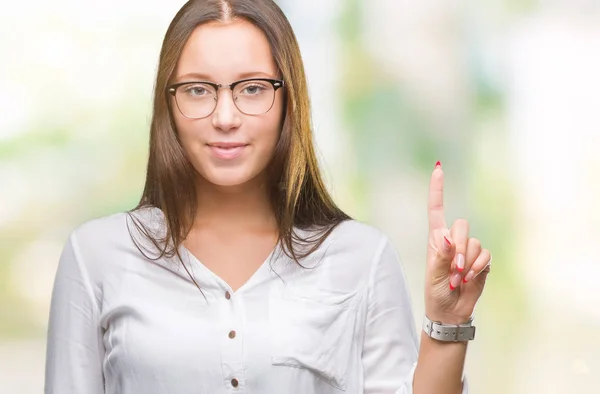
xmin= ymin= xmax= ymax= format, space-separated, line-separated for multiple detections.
xmin=424 ymin=161 xmax=492 ymax=324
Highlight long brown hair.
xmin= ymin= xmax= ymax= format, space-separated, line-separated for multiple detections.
xmin=128 ymin=0 xmax=350 ymax=286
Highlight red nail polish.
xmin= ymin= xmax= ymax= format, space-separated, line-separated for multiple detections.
xmin=449 ymin=283 xmax=455 ymax=290
xmin=444 ymin=236 xmax=451 ymax=248
xmin=457 ymin=266 xmax=464 ymax=273
xmin=462 ymin=276 xmax=468 ymax=283
xmin=435 ymin=160 xmax=442 ymax=168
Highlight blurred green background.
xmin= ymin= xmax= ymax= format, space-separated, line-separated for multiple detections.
xmin=1 ymin=0 xmax=599 ymax=392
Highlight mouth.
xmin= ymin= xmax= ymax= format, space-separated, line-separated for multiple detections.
xmin=207 ymin=142 xmax=249 ymax=149
xmin=206 ymin=142 xmax=249 ymax=160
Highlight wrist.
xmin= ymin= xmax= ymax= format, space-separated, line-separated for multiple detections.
xmin=423 ymin=315 xmax=476 ymax=342
xmin=425 ymin=311 xmax=473 ymax=326
xmin=421 ymin=330 xmax=469 ymax=348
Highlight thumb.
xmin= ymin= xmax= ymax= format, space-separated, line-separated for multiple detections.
xmin=429 ymin=230 xmax=455 ymax=277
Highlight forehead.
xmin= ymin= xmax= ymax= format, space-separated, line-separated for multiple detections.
xmin=175 ymin=19 xmax=278 ymax=82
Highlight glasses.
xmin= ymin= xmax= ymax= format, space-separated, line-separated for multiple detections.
xmin=167 ymin=78 xmax=285 ymax=119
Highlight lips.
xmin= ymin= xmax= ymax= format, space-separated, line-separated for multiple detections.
xmin=208 ymin=142 xmax=248 ymax=149
xmin=207 ymin=142 xmax=248 ymax=160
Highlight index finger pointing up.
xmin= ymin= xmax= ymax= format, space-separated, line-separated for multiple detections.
xmin=428 ymin=161 xmax=447 ymax=231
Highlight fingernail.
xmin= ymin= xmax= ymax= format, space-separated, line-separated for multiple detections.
xmin=443 ymin=236 xmax=452 ymax=252
xmin=450 ymin=273 xmax=461 ymax=290
xmin=435 ymin=160 xmax=442 ymax=169
xmin=456 ymin=254 xmax=465 ymax=272
xmin=463 ymin=270 xmax=475 ymax=283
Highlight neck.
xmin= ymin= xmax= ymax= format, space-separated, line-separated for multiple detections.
xmin=193 ymin=174 xmax=277 ymax=233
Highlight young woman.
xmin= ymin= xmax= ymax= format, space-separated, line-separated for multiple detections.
xmin=45 ymin=1 xmax=492 ymax=393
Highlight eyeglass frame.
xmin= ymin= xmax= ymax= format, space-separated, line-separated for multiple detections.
xmin=166 ymin=78 xmax=285 ymax=119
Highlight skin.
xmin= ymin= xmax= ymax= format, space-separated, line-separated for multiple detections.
xmin=171 ymin=19 xmax=283 ymax=291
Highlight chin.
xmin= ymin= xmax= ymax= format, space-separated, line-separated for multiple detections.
xmin=199 ymin=167 xmax=264 ymax=188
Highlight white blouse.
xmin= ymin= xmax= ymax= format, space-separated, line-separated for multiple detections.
xmin=45 ymin=207 xmax=468 ymax=394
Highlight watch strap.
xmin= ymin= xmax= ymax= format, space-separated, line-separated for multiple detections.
xmin=423 ymin=316 xmax=476 ymax=342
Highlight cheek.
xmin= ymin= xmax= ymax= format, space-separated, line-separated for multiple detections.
xmin=265 ymin=94 xmax=285 ymax=140
xmin=174 ymin=122 xmax=195 ymax=152
xmin=254 ymin=113 xmax=282 ymax=154
xmin=171 ymin=98 xmax=196 ymax=135
xmin=172 ymin=117 xmax=208 ymax=168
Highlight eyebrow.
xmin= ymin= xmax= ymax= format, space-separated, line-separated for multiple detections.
xmin=175 ymin=71 xmax=277 ymax=82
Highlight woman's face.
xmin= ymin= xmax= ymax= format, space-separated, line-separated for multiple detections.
xmin=171 ymin=19 xmax=284 ymax=189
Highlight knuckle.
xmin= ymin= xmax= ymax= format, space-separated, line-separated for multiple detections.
xmin=455 ymin=218 xmax=469 ymax=227
xmin=455 ymin=245 xmax=467 ymax=254
xmin=473 ymin=250 xmax=491 ymax=270
xmin=469 ymin=238 xmax=481 ymax=249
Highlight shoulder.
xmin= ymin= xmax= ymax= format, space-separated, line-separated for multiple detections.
xmin=71 ymin=206 xmax=164 ymax=248
xmin=72 ymin=211 xmax=128 ymax=245
xmin=66 ymin=206 xmax=166 ymax=278
xmin=296 ymin=219 xmax=398 ymax=293
xmin=326 ymin=219 xmax=393 ymax=260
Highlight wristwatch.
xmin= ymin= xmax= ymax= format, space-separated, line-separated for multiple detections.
xmin=423 ymin=316 xmax=476 ymax=342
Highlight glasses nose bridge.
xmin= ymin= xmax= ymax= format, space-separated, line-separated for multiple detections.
xmin=214 ymin=82 xmax=236 ymax=92
xmin=214 ymin=83 xmax=237 ymax=102
xmin=213 ymin=82 xmax=239 ymax=115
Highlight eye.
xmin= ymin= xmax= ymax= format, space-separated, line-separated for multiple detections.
xmin=238 ymin=82 xmax=268 ymax=96
xmin=183 ymin=84 xmax=213 ymax=97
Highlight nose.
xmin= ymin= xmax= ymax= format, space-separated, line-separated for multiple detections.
xmin=211 ymin=88 xmax=242 ymax=132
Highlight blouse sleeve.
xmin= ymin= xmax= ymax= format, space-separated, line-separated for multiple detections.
xmin=44 ymin=233 xmax=105 ymax=394
xmin=361 ymin=236 xmax=469 ymax=393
